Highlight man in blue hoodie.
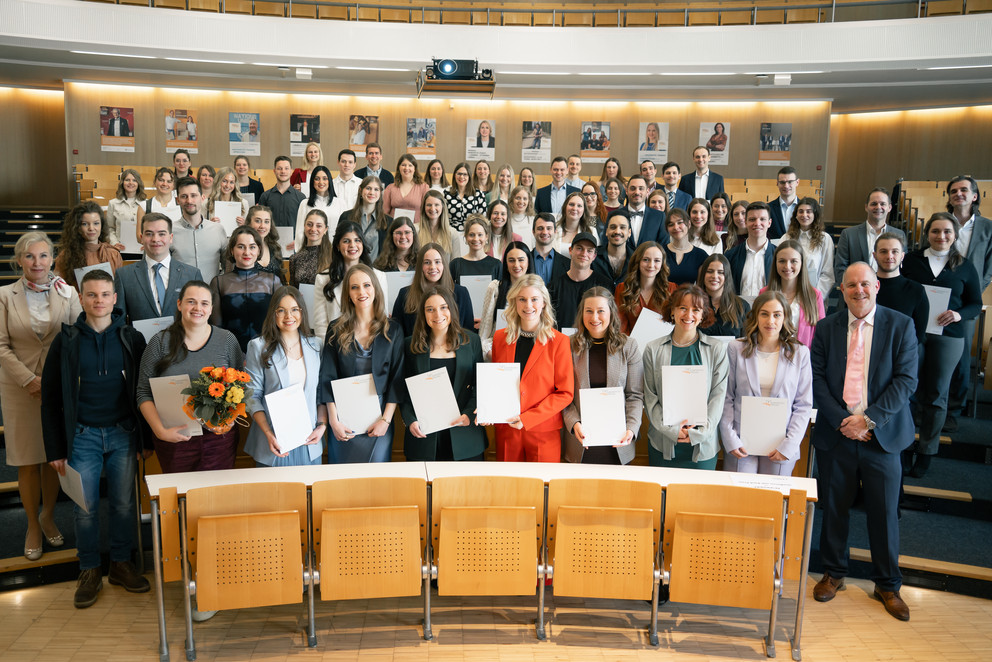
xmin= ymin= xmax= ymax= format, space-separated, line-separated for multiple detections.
xmin=42 ymin=269 xmax=151 ymax=608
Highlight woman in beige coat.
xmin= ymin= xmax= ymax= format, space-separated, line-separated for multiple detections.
xmin=0 ymin=231 xmax=82 ymax=560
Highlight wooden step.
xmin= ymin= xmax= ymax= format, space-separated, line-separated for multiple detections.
xmin=0 ymin=480 xmax=16 ymax=494
xmin=903 ymin=485 xmax=972 ymax=502
xmin=851 ymin=547 xmax=992 ymax=582
xmin=914 ymin=433 xmax=953 ymax=444
xmin=0 ymin=548 xmax=79 ymax=574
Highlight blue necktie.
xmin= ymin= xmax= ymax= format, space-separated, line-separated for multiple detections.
xmin=153 ymin=262 xmax=166 ymax=313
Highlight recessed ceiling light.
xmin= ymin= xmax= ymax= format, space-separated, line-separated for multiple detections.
xmin=166 ymin=57 xmax=245 ymax=65
xmin=70 ymin=50 xmax=156 ymax=59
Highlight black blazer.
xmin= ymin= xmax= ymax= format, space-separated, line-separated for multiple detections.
xmin=534 ymin=183 xmax=579 ymax=215
xmin=355 ymin=167 xmax=394 ymax=188
xmin=900 ymin=250 xmax=982 ymax=339
xmin=628 ymin=207 xmax=671 ymax=249
xmin=400 ymin=333 xmax=487 ymax=461
xmin=767 ymin=198 xmax=791 ymax=240
xmin=319 ymin=318 xmax=405 ymax=406
xmin=392 ymin=284 xmax=474 ymax=337
xmin=725 ymin=241 xmax=776 ymax=295
xmin=677 ymin=171 xmax=724 ymax=200
xmin=475 ymin=137 xmax=495 ymax=148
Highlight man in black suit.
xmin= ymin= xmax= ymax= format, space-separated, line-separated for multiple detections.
xmin=725 ymin=201 xmax=775 ymax=297
xmin=107 ymin=107 xmax=131 ymax=137
xmin=677 ymin=146 xmax=724 ymax=200
xmin=623 ymin=175 xmax=669 ymax=249
xmin=113 ymin=213 xmax=203 ymax=323
xmin=354 ymin=143 xmax=394 ymax=187
xmin=593 ymin=210 xmax=632 ymax=288
xmin=531 ymin=213 xmax=568 ymax=287
xmin=810 ymin=262 xmax=918 ymax=622
xmin=535 ymin=157 xmax=578 ymax=217
xmin=767 ymin=166 xmax=799 ymax=239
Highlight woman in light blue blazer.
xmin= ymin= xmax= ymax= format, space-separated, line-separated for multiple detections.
xmin=720 ymin=290 xmax=812 ymax=476
xmin=245 ymin=286 xmax=326 ymax=466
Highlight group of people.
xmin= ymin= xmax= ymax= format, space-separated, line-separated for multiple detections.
xmin=2 ymin=138 xmax=989 ymax=624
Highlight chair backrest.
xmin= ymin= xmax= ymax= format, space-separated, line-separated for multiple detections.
xmin=311 ymin=477 xmax=428 ymax=549
xmin=185 ymin=482 xmax=308 ymax=569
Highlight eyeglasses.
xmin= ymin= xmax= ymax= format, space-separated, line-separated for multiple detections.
xmin=582 ymin=192 xmax=598 ymax=197
xmin=778 ymin=179 xmax=798 ymax=186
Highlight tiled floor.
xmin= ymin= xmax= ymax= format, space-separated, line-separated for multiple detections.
xmin=1 ymin=575 xmax=990 ymax=661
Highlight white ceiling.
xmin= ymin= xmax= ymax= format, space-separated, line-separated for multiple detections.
xmin=2 ymin=0 xmax=991 ymax=112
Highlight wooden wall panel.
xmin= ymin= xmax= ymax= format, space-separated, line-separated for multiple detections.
xmin=0 ymin=88 xmax=69 ymax=208
xmin=828 ymin=105 xmax=992 ymax=223
xmin=63 ymin=82 xmax=830 ymax=196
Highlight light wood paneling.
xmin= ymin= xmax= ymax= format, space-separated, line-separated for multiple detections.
xmin=0 ymin=88 xmax=69 ymax=208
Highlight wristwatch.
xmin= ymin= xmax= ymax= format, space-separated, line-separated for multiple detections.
xmin=863 ymin=414 xmax=876 ymax=431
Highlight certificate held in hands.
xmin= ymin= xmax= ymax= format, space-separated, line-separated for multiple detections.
xmin=148 ymin=374 xmax=203 ymax=437
xmin=660 ymin=365 xmax=707 ymax=427
xmin=578 ymin=387 xmax=626 ymax=446
xmin=264 ymin=383 xmax=314 ymax=453
xmin=740 ymin=396 xmax=790 ymax=456
xmin=630 ymin=308 xmax=675 ymax=354
xmin=476 ymin=363 xmax=520 ymax=424
xmin=330 ymin=373 xmax=381 ymax=433
xmin=405 ymin=367 xmax=461 ymax=435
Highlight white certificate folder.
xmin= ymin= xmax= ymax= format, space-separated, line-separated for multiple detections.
xmin=740 ymin=396 xmax=790 ymax=456
xmin=923 ymin=285 xmax=951 ymax=336
xmin=330 ymin=373 xmax=382 ymax=433
xmin=405 ymin=367 xmax=462 ymax=435
xmin=476 ymin=363 xmax=520 ymax=424
xmin=264 ymin=383 xmax=314 ymax=453
xmin=578 ymin=387 xmax=626 ymax=446
xmin=660 ymin=365 xmax=708 ymax=427
xmin=148 ymin=374 xmax=202 ymax=437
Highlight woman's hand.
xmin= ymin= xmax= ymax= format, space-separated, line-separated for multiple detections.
xmin=450 ymin=414 xmax=470 ymax=428
xmin=235 ymin=216 xmax=245 ymax=226
xmin=409 ymin=421 xmax=427 ymax=438
xmin=573 ymin=422 xmax=585 ymax=443
xmin=507 ymin=415 xmax=523 ymax=430
xmin=293 ymin=183 xmax=302 ymax=191
xmin=209 ymin=216 xmax=222 ymax=224
xmin=936 ymin=310 xmax=961 ymax=326
xmin=676 ymin=419 xmax=691 ymax=443
xmin=614 ymin=430 xmax=634 ymax=447
xmin=155 ymin=425 xmax=192 ymax=443
xmin=730 ymin=447 xmax=748 ymax=459
xmin=114 ymin=242 xmax=126 ymax=251
xmin=473 ymin=318 xmax=481 ymax=330
xmin=26 ymin=376 xmax=42 ymax=400
xmin=305 ymin=423 xmax=326 ymax=445
xmin=367 ymin=418 xmax=389 ymax=437
xmin=266 ymin=431 xmax=289 ymax=458
xmin=768 ymin=449 xmax=788 ymax=462
xmin=49 ymin=459 xmax=67 ymax=476
xmin=329 ymin=419 xmax=354 ymax=442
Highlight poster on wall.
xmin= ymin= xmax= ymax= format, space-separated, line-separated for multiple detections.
xmin=406 ymin=118 xmax=436 ymax=160
xmin=637 ymin=121 xmax=669 ymax=164
xmin=521 ymin=121 xmax=551 ymax=163
xmin=100 ymin=105 xmax=134 ymax=152
xmin=758 ymin=122 xmax=792 ymax=166
xmin=465 ymin=119 xmax=495 ymax=161
xmin=229 ymin=112 xmax=261 ymax=156
xmin=580 ymin=121 xmax=610 ymax=163
xmin=165 ymin=108 xmax=198 ymax=154
xmin=699 ymin=122 xmax=730 ymax=165
xmin=290 ymin=114 xmax=320 ymax=157
xmin=349 ymin=114 xmax=378 ymax=155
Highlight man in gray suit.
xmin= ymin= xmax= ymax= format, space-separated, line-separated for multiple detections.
xmin=113 ymin=213 xmax=203 ymax=323
xmin=945 ymin=176 xmax=992 ymax=424
xmin=835 ymin=188 xmax=906 ymax=287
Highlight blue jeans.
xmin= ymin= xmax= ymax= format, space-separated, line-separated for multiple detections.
xmin=70 ymin=424 xmax=137 ymax=570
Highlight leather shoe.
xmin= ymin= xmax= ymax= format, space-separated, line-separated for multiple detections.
xmin=813 ymin=573 xmax=845 ymax=602
xmin=74 ymin=568 xmax=103 ymax=608
xmin=874 ymin=587 xmax=910 ymax=621
xmin=108 ymin=561 xmax=150 ymax=593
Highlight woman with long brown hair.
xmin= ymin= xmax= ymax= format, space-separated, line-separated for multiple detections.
xmin=54 ymin=202 xmax=123 ymax=288
xmin=615 ymin=241 xmax=674 ymax=334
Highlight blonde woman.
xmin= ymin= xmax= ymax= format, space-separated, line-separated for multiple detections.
xmin=494 ymin=164 xmax=515 ymax=203
xmin=486 ymin=274 xmax=573 ymax=462
xmin=417 ymin=189 xmax=463 ymax=260
xmin=105 ymin=168 xmax=145 ymax=250
xmin=508 ymin=185 xmax=536 ymax=248
xmin=207 ymin=167 xmax=249 ymax=227
xmin=291 ymin=141 xmax=323 ymax=190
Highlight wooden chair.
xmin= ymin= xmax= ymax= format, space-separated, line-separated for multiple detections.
xmin=662 ymin=483 xmax=788 ymax=658
xmin=182 ymin=482 xmax=313 ymax=657
xmin=430 ymin=475 xmax=546 ymax=637
xmin=546 ymin=478 xmax=663 ymax=645
xmin=310 ymin=477 xmax=432 ymax=639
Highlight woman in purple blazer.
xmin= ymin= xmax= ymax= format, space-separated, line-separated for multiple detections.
xmin=720 ymin=290 xmax=813 ymax=476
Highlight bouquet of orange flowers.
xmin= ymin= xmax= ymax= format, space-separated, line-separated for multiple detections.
xmin=181 ymin=366 xmax=253 ymax=434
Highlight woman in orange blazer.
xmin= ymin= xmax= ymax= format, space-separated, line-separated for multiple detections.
xmin=488 ymin=274 xmax=573 ymax=462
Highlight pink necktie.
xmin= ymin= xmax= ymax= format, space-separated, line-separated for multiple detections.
xmin=843 ymin=319 xmax=865 ymax=412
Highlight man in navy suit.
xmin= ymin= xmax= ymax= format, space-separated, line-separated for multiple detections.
xmin=354 ymin=143 xmax=394 ymax=187
xmin=767 ymin=166 xmax=799 ymax=239
xmin=113 ymin=213 xmax=203 ymax=323
xmin=660 ymin=162 xmax=692 ymax=211
xmin=531 ymin=213 xmax=569 ymax=287
xmin=725 ymin=201 xmax=776 ymax=297
xmin=535 ymin=156 xmax=578 ymax=217
xmin=677 ymin=146 xmax=724 ymax=200
xmin=810 ymin=262 xmax=917 ymax=621
xmin=623 ymin=175 xmax=669 ymax=249
xmin=835 ymin=188 xmax=904 ymax=283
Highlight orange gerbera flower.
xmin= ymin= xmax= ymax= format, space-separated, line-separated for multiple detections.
xmin=224 ymin=368 xmax=239 ymax=383
xmin=238 ymin=371 xmax=251 ymax=383
xmin=207 ymin=382 xmax=225 ymax=397
xmin=200 ymin=366 xmax=213 ymax=374
xmin=210 ymin=367 xmax=224 ymax=380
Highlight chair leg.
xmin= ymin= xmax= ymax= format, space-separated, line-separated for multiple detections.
xmin=305 ymin=493 xmax=317 ymax=648
xmin=423 ymin=565 xmax=433 ymax=640
xmin=649 ymin=569 xmax=660 ymax=646
xmin=134 ymin=471 xmax=145 ymax=575
xmin=178 ymin=498 xmax=196 ymax=661
xmin=150 ymin=496 xmax=171 ymax=662
xmin=790 ymin=502 xmax=816 ymax=661
xmin=536 ymin=555 xmax=547 ymax=640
